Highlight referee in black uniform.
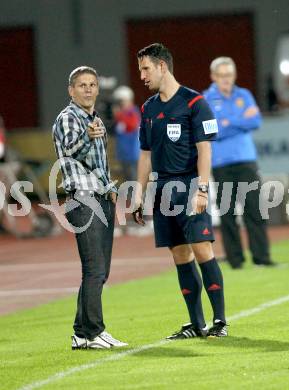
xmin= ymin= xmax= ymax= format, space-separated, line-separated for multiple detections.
xmin=133 ymin=44 xmax=227 ymax=338
xmin=53 ymin=66 xmax=127 ymax=349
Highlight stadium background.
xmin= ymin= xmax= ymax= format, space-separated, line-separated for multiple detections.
xmin=0 ymin=1 xmax=289 ymax=389
xmin=0 ymin=0 xmax=289 ymax=127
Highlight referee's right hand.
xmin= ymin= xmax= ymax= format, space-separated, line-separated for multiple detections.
xmin=132 ymin=202 xmax=145 ymax=226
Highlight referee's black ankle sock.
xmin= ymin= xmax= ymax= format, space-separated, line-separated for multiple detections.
xmin=176 ymin=261 xmax=206 ymax=329
xmin=199 ymin=258 xmax=226 ymax=323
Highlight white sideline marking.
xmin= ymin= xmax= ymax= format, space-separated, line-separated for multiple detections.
xmin=18 ymin=294 xmax=289 ymax=390
xmin=19 ymin=340 xmax=167 ymax=390
xmin=227 ymin=294 xmax=289 ymax=321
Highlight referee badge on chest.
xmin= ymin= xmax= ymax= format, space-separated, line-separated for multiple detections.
xmin=167 ymin=123 xmax=181 ymax=142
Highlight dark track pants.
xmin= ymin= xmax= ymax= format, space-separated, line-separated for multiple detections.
xmin=213 ymin=162 xmax=271 ymax=268
xmin=66 ymin=195 xmax=115 ymax=339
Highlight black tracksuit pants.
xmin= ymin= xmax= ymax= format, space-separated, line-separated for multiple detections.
xmin=65 ymin=195 xmax=115 ymax=339
xmin=213 ymin=162 xmax=271 ymax=268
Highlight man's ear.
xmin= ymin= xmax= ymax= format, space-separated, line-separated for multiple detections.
xmin=160 ymin=60 xmax=168 ymax=73
xmin=95 ymin=84 xmax=100 ymax=96
xmin=68 ymin=85 xmax=74 ymax=98
xmin=210 ymin=72 xmax=216 ymax=82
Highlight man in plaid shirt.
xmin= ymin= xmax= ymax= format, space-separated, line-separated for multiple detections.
xmin=53 ymin=66 xmax=127 ymax=349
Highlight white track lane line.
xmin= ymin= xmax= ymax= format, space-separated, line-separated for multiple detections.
xmin=0 ymin=257 xmax=168 ymax=271
xmin=18 ymin=293 xmax=289 ymax=390
xmin=0 ymin=288 xmax=79 ymax=297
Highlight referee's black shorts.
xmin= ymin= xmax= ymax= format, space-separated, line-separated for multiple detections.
xmin=153 ymin=174 xmax=215 ymax=248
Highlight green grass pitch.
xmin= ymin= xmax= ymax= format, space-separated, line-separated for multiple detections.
xmin=1 ymin=240 xmax=289 ymax=390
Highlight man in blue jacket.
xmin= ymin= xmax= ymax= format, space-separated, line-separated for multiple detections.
xmin=204 ymin=57 xmax=275 ymax=269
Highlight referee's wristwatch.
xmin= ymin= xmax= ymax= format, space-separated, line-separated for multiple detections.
xmin=198 ymin=184 xmax=209 ymax=194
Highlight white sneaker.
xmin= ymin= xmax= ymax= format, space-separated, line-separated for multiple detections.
xmin=99 ymin=331 xmax=128 ymax=347
xmin=86 ymin=334 xmax=112 ymax=349
xmin=71 ymin=334 xmax=87 ymax=350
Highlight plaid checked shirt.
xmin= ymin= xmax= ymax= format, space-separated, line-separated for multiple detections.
xmin=52 ymin=101 xmax=117 ymax=194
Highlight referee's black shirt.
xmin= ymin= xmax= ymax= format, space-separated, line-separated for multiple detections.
xmin=139 ymin=86 xmax=218 ymax=178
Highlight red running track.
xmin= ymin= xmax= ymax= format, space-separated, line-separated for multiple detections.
xmin=0 ymin=225 xmax=288 ymax=316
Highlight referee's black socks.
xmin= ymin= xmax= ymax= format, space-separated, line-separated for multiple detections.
xmin=176 ymin=261 xmax=206 ymax=329
xmin=199 ymin=258 xmax=226 ymax=323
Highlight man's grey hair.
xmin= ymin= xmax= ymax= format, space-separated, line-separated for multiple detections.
xmin=210 ymin=57 xmax=236 ymax=73
xmin=68 ymin=66 xmax=98 ymax=86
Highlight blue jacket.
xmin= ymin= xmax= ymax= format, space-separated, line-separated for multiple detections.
xmin=114 ymin=105 xmax=140 ymax=162
xmin=203 ymin=83 xmax=262 ymax=168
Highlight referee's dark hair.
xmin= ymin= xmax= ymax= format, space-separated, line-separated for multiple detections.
xmin=137 ymin=43 xmax=173 ymax=73
xmin=68 ymin=66 xmax=99 ymax=86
